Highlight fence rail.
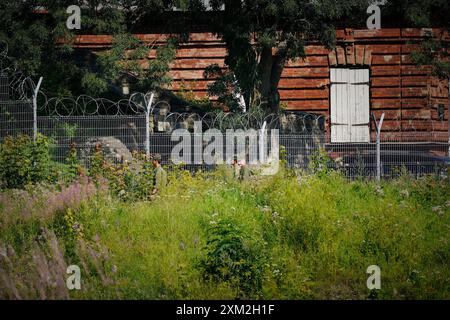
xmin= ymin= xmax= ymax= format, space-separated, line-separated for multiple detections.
xmin=2 ymin=111 xmax=448 ymax=179
xmin=0 ymin=72 xmax=449 ymax=180
xmin=1 ymin=104 xmax=449 ymax=179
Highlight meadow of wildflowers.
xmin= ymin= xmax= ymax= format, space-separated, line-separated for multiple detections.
xmin=0 ymin=136 xmax=449 ymax=299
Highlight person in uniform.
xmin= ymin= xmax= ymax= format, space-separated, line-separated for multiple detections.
xmin=151 ymin=154 xmax=167 ymax=195
xmin=231 ymin=157 xmax=240 ymax=180
xmin=238 ymin=159 xmax=250 ymax=181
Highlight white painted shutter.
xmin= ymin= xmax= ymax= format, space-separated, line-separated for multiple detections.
xmin=351 ymin=69 xmax=370 ymax=142
xmin=330 ymin=68 xmax=349 ymax=142
xmin=330 ymin=68 xmax=370 ymax=143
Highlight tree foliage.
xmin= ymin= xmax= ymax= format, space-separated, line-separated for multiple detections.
xmin=203 ymin=0 xmax=371 ymax=112
xmin=0 ymin=1 xmax=181 ymax=98
xmin=0 ymin=134 xmax=54 ymax=189
xmin=384 ymin=0 xmax=450 ymax=78
xmin=0 ymin=0 xmax=448 ymax=109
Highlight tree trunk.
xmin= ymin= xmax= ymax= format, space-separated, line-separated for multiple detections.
xmin=258 ymin=47 xmax=287 ymax=113
xmin=258 ymin=47 xmax=273 ymax=108
xmin=269 ymin=53 xmax=287 ymax=113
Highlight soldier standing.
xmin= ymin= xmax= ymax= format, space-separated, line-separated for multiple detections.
xmin=231 ymin=157 xmax=240 ymax=180
xmin=151 ymin=154 xmax=167 ymax=195
xmin=238 ymin=159 xmax=250 ymax=181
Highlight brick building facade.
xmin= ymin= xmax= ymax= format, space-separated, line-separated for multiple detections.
xmin=71 ymin=28 xmax=449 ymax=142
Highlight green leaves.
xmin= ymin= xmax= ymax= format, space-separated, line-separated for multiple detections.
xmin=81 ymin=72 xmax=109 ymax=96
xmin=94 ymin=33 xmax=179 ymax=94
xmin=204 ymin=64 xmax=244 ymax=111
xmin=0 ymin=1 xmax=178 ymax=97
xmin=198 ymin=215 xmax=266 ymax=298
xmin=144 ymin=37 xmax=179 ymax=91
xmin=0 ymin=134 xmax=55 ymax=189
xmin=410 ymin=37 xmax=450 ymax=79
xmin=205 ymin=0 xmax=370 ymax=111
xmin=97 ymin=34 xmax=146 ymax=83
xmin=383 ymin=0 xmax=450 ymax=78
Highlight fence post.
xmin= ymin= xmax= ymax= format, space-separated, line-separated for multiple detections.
xmin=375 ymin=113 xmax=385 ymax=182
xmin=259 ymin=121 xmax=267 ymax=164
xmin=145 ymin=93 xmax=154 ymax=158
xmin=32 ymin=77 xmax=43 ymax=142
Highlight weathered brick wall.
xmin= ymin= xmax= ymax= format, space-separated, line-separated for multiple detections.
xmin=71 ymin=28 xmax=449 ymax=137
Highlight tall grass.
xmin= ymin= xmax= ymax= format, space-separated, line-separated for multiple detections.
xmin=1 ymin=168 xmax=449 ymax=299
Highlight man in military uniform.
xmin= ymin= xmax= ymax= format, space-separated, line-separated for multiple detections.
xmin=231 ymin=157 xmax=240 ymax=180
xmin=238 ymin=159 xmax=250 ymax=181
xmin=151 ymin=154 xmax=167 ymax=195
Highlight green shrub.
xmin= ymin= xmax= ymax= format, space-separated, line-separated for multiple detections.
xmin=60 ymin=143 xmax=85 ymax=183
xmin=309 ymin=148 xmax=334 ymax=177
xmin=0 ymin=134 xmax=55 ymax=189
xmin=198 ymin=215 xmax=266 ymax=298
xmin=89 ymin=146 xmax=154 ymax=201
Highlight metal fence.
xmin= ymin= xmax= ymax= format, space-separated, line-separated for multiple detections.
xmin=1 ymin=102 xmax=449 ymax=179
xmin=317 ymin=133 xmax=449 ymax=179
xmin=0 ymin=100 xmax=34 ymax=138
xmin=37 ymin=115 xmax=147 ymax=167
xmin=0 ymin=68 xmax=449 ymax=180
xmin=2 ymin=110 xmax=446 ymax=179
xmin=1 ymin=106 xmax=449 ymax=179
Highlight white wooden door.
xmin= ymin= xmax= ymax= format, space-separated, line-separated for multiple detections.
xmin=330 ymin=68 xmax=370 ymax=143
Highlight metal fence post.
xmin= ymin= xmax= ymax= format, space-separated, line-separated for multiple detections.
xmin=32 ymin=77 xmax=43 ymax=142
xmin=259 ymin=121 xmax=267 ymax=164
xmin=375 ymin=113 xmax=385 ymax=182
xmin=145 ymin=93 xmax=154 ymax=158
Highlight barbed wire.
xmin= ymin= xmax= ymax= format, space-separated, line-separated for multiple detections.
xmin=16 ymin=87 xmax=450 ymax=134
xmin=0 ymin=44 xmax=36 ymax=102
xmin=36 ymin=89 xmax=328 ymax=132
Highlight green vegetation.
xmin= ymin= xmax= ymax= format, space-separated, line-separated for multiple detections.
xmin=0 ymin=1 xmax=182 ymax=99
xmin=0 ymin=134 xmax=55 ymax=189
xmin=1 ymin=1 xmax=448 ymax=110
xmin=0 ymin=139 xmax=449 ymax=299
xmin=205 ymin=0 xmax=371 ymax=111
xmin=383 ymin=0 xmax=450 ymax=79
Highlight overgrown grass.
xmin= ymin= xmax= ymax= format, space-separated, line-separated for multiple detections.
xmin=1 ymin=168 xmax=449 ymax=299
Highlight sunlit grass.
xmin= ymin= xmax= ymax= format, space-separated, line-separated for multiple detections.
xmin=1 ymin=169 xmax=449 ymax=299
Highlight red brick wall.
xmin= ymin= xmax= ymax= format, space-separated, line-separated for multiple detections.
xmin=71 ymin=28 xmax=449 ymax=137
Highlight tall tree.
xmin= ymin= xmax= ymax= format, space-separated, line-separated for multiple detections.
xmin=204 ymin=0 xmax=371 ymax=112
xmin=0 ymin=1 xmax=181 ymax=98
xmin=383 ymin=0 xmax=450 ymax=78
xmin=0 ymin=1 xmax=125 ymax=96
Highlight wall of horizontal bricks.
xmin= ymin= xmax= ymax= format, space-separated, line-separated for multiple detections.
xmin=71 ymin=28 xmax=449 ymax=136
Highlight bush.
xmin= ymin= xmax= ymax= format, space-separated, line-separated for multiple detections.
xmin=89 ymin=145 xmax=154 ymax=201
xmin=198 ymin=215 xmax=266 ymax=298
xmin=309 ymin=148 xmax=334 ymax=177
xmin=1 ymin=157 xmax=449 ymax=299
xmin=0 ymin=134 xmax=55 ymax=189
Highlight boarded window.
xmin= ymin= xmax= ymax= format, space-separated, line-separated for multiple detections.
xmin=330 ymin=68 xmax=370 ymax=143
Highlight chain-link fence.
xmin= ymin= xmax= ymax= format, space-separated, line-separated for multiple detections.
xmin=0 ymin=67 xmax=449 ymax=179
xmin=37 ymin=115 xmax=147 ymax=167
xmin=0 ymin=100 xmax=34 ymax=138
xmin=3 ymin=111 xmax=445 ymax=179
xmin=1 ymin=108 xmax=449 ymax=179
